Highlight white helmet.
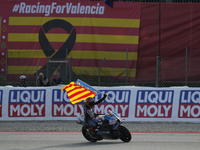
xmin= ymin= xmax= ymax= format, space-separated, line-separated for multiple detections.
xmin=19 ymin=75 xmax=26 ymax=80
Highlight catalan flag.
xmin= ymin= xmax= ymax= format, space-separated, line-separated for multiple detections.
xmin=1 ymin=1 xmax=141 ymax=82
xmin=61 ymin=82 xmax=97 ymax=104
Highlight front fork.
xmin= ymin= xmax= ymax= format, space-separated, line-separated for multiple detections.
xmin=113 ymin=122 xmax=120 ymax=130
xmin=112 ymin=121 xmax=124 ymax=137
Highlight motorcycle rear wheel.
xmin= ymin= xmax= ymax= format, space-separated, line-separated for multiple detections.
xmin=82 ymin=126 xmax=97 ymax=142
xmin=119 ymin=126 xmax=132 ymax=142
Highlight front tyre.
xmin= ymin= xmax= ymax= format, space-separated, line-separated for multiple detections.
xmin=119 ymin=126 xmax=132 ymax=142
xmin=82 ymin=126 xmax=97 ymax=142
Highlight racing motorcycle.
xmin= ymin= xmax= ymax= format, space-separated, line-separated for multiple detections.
xmin=77 ymin=111 xmax=131 ymax=142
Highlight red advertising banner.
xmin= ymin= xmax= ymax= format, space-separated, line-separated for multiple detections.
xmin=0 ymin=1 xmax=141 ymax=82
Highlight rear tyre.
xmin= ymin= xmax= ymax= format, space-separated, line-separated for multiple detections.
xmin=82 ymin=126 xmax=97 ymax=142
xmin=119 ymin=126 xmax=132 ymax=142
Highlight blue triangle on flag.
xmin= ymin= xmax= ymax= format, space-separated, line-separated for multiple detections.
xmin=105 ymin=0 xmax=113 ymax=8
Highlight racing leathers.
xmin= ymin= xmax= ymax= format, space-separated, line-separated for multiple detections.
xmin=83 ymin=94 xmax=107 ymax=128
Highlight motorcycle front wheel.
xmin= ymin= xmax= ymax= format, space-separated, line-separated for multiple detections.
xmin=82 ymin=126 xmax=97 ymax=142
xmin=119 ymin=126 xmax=132 ymax=142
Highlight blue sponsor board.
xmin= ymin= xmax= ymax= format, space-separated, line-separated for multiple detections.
xmin=0 ymin=90 xmax=2 ymax=104
xmin=9 ymin=90 xmax=46 ymax=103
xmin=136 ymin=90 xmax=174 ymax=104
xmin=0 ymin=90 xmax=3 ymax=117
xmin=179 ymin=90 xmax=200 ymax=104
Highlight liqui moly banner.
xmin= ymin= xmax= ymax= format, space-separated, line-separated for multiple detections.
xmin=178 ymin=90 xmax=200 ymax=118
xmin=52 ymin=89 xmax=84 ymax=117
xmin=51 ymin=88 xmax=132 ymax=121
xmin=8 ymin=89 xmax=46 ymax=117
xmin=135 ymin=90 xmax=173 ymax=118
xmin=0 ymin=86 xmax=200 ymax=122
xmin=93 ymin=90 xmax=131 ymax=118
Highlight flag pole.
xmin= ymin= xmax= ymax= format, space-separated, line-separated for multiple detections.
xmin=77 ymin=79 xmax=111 ymax=99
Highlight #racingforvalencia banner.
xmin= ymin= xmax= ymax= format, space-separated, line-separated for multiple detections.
xmin=0 ymin=1 xmax=141 ymax=82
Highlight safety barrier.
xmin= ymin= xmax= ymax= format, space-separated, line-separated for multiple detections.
xmin=0 ymin=86 xmax=200 ymax=122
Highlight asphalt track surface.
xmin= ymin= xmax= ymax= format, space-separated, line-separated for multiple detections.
xmin=0 ymin=131 xmax=200 ymax=150
xmin=1 ymin=121 xmax=200 ymax=150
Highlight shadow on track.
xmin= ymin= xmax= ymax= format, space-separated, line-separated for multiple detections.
xmin=34 ymin=141 xmax=127 ymax=150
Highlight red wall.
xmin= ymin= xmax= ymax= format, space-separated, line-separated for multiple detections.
xmin=137 ymin=3 xmax=200 ymax=82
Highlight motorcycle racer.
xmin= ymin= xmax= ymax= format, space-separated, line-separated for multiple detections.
xmin=83 ymin=93 xmax=107 ymax=134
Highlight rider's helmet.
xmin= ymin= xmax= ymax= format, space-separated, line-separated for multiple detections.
xmin=19 ymin=75 xmax=26 ymax=80
xmin=86 ymin=97 xmax=95 ymax=108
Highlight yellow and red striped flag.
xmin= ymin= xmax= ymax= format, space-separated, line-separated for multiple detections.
xmin=61 ymin=82 xmax=97 ymax=104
